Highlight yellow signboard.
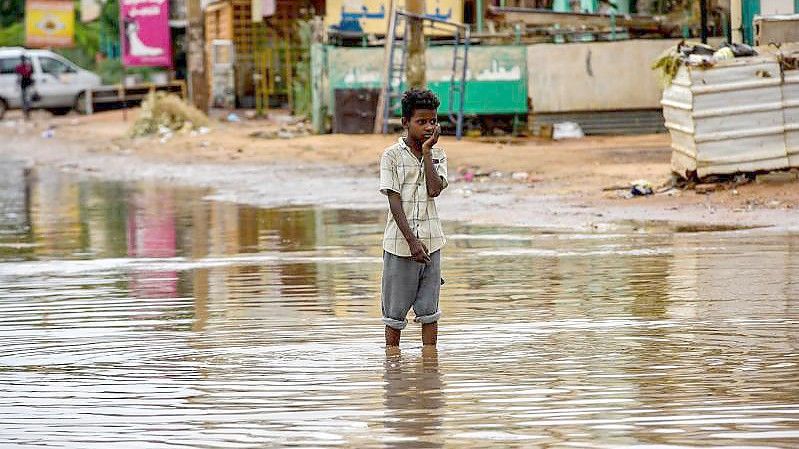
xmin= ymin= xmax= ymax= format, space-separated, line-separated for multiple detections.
xmin=26 ymin=0 xmax=75 ymax=48
xmin=325 ymin=0 xmax=463 ymax=35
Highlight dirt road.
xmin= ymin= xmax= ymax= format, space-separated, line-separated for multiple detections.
xmin=2 ymin=109 xmax=797 ymax=231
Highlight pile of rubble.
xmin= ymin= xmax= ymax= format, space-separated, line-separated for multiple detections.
xmin=130 ymin=92 xmax=210 ymax=138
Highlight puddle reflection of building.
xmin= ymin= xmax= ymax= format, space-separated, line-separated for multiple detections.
xmin=382 ymin=347 xmax=445 ymax=449
xmin=28 ymin=167 xmax=84 ymax=257
xmin=83 ymin=182 xmax=129 ymax=257
xmin=126 ymin=185 xmax=178 ymax=298
xmin=0 ymin=160 xmax=31 ymax=234
xmin=183 ymin=204 xmax=387 ymax=329
xmin=667 ymin=234 xmax=799 ymax=320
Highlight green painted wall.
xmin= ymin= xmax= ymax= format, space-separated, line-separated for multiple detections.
xmin=742 ymin=0 xmax=760 ymax=45
xmin=324 ymin=45 xmax=528 ymax=116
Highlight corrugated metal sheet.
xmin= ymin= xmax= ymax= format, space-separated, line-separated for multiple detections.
xmin=784 ymin=68 xmax=799 ymax=167
xmin=662 ymin=56 xmax=789 ymax=178
xmin=533 ymin=110 xmax=666 ymax=135
xmin=333 ymin=88 xmax=380 ymax=134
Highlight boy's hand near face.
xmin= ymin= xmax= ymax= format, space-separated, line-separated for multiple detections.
xmin=422 ymin=124 xmax=441 ymax=154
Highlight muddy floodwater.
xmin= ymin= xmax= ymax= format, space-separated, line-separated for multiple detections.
xmin=1 ymin=159 xmax=798 ymax=448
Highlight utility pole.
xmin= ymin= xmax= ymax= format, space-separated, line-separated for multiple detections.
xmin=699 ymin=0 xmax=708 ymax=44
xmin=186 ymin=0 xmax=208 ymax=112
xmin=730 ymin=0 xmax=742 ymax=43
xmin=406 ymin=0 xmax=426 ymax=89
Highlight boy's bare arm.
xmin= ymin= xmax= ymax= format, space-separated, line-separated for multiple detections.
xmin=422 ymin=125 xmax=444 ymax=197
xmin=387 ymin=192 xmax=430 ymax=263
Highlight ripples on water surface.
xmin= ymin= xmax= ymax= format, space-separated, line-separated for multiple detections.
xmin=1 ymin=161 xmax=798 ymax=448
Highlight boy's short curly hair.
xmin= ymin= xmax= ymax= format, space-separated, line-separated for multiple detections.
xmin=401 ymin=88 xmax=440 ymax=119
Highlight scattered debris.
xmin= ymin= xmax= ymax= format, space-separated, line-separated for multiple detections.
xmin=694 ymin=183 xmax=721 ymax=194
xmin=652 ymin=41 xmax=758 ymax=86
xmin=656 ymin=187 xmax=681 ymax=197
xmin=629 ymin=179 xmax=653 ymax=197
xmin=733 ymin=173 xmax=752 ymax=185
xmin=248 ymin=120 xmax=313 ymax=140
xmin=130 ymin=92 xmax=210 ymax=137
xmin=756 ymin=171 xmax=798 ymax=184
xmin=189 ymin=126 xmax=211 ymax=137
xmin=226 ymin=113 xmax=241 ymax=122
xmin=755 ymin=69 xmax=773 ymax=78
xmin=511 ymin=171 xmax=528 ymax=181
xmin=552 ymin=122 xmax=584 ymax=140
xmin=454 ymin=187 xmax=473 ymax=197
xmin=713 ymin=47 xmax=734 ymax=61
xmin=41 ymin=126 xmax=55 ymax=139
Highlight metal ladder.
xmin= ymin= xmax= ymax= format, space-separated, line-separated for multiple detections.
xmin=447 ymin=27 xmax=469 ymax=140
xmin=378 ymin=9 xmax=469 ymax=140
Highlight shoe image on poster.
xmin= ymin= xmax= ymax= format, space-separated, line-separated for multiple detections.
xmin=124 ymin=18 xmax=163 ymax=57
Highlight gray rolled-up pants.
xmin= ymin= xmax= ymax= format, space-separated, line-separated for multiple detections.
xmin=381 ymin=250 xmax=441 ymax=330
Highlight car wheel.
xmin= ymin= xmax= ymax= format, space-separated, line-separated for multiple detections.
xmin=0 ymin=99 xmax=7 ymax=120
xmin=75 ymin=92 xmax=90 ymax=115
xmin=47 ymin=107 xmax=72 ymax=116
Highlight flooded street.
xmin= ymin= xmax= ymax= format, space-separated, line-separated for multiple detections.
xmin=1 ymin=158 xmax=799 ymax=448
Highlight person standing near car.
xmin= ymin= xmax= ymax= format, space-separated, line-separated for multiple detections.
xmin=14 ymin=55 xmax=34 ymax=120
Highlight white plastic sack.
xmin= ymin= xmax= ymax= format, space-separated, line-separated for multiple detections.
xmin=552 ymin=122 xmax=584 ymax=140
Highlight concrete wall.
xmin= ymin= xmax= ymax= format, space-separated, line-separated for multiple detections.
xmin=323 ymin=45 xmax=528 ymax=115
xmin=760 ymin=0 xmax=796 ymax=14
xmin=527 ymin=39 xmax=682 ymax=113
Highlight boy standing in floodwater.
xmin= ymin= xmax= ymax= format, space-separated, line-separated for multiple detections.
xmin=379 ymin=88 xmax=448 ymax=348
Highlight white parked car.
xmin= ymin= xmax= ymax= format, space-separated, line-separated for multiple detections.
xmin=0 ymin=47 xmax=102 ymax=118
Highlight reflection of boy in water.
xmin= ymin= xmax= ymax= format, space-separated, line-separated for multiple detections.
xmin=379 ymin=89 xmax=448 ymax=348
xmin=383 ymin=347 xmax=444 ymax=446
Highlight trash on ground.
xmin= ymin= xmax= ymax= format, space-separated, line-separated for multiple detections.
xmin=248 ymin=120 xmax=312 ymax=140
xmin=511 ymin=171 xmax=528 ymax=181
xmin=694 ymin=183 xmax=721 ymax=194
xmin=552 ymin=122 xmax=584 ymax=140
xmin=454 ymin=187 xmax=473 ymax=197
xmin=41 ymin=126 xmax=55 ymax=139
xmin=130 ymin=92 xmax=210 ymax=137
xmin=226 ymin=113 xmax=241 ymax=122
xmin=652 ymin=41 xmax=758 ymax=86
xmin=629 ymin=179 xmax=653 ymax=197
xmin=756 ymin=171 xmax=799 ymax=184
xmin=655 ymin=187 xmax=681 ymax=197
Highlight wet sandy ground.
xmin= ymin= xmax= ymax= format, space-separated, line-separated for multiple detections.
xmin=1 ymin=110 xmax=798 ymax=233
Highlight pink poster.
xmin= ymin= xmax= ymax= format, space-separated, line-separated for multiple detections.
xmin=119 ymin=0 xmax=172 ymax=67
